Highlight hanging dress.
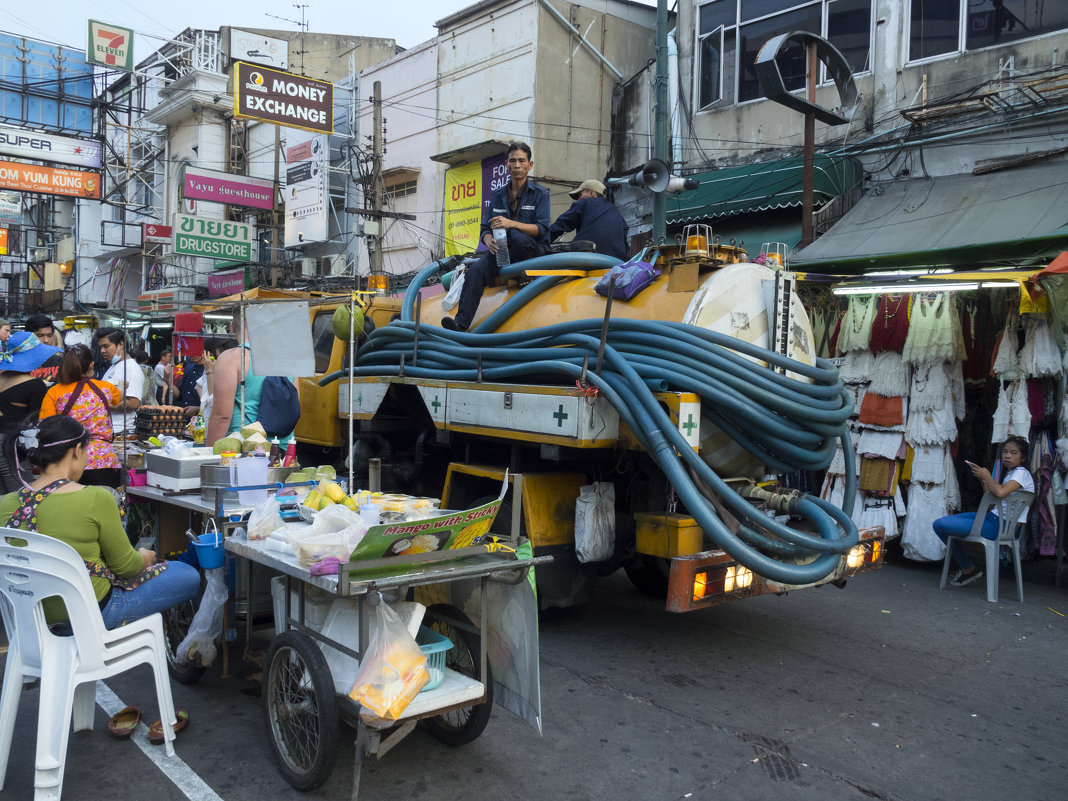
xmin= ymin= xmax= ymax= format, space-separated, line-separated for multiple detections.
xmin=909 ymin=443 xmax=948 ymax=484
xmin=869 ymin=295 xmax=911 ymax=354
xmin=991 ymin=382 xmax=1011 ymax=443
xmin=905 ymin=403 xmax=958 ymax=446
xmin=868 ymin=351 xmax=911 ymax=397
xmin=839 ymin=350 xmax=875 ymax=384
xmin=837 ymin=295 xmax=877 ymax=354
xmin=902 ymin=293 xmax=959 ymax=365
xmin=1027 ymin=316 xmax=1063 ymax=377
xmin=991 ymin=308 xmax=1023 ymax=379
xmin=900 ymin=484 xmax=950 ymax=561
xmin=1008 ymin=379 xmax=1031 ymax=437
xmin=909 ymin=361 xmax=950 ymax=411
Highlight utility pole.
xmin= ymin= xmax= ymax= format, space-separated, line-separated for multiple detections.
xmin=369 ymin=80 xmax=385 ymax=277
xmin=652 ymin=0 xmax=669 ymax=245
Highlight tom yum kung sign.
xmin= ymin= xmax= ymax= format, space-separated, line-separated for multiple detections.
xmin=172 ymin=214 xmax=253 ymax=261
xmin=232 ymin=62 xmax=333 ymax=135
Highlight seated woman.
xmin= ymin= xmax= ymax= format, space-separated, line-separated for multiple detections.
xmin=0 ymin=331 xmax=60 ymax=492
xmin=934 ymin=435 xmax=1034 ymax=587
xmin=40 ymin=345 xmax=123 ymax=488
xmin=0 ymin=415 xmax=200 ymax=629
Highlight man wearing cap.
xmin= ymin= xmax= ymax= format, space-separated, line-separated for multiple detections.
xmin=549 ymin=179 xmax=629 ymax=261
xmin=441 ymin=141 xmax=550 ymax=332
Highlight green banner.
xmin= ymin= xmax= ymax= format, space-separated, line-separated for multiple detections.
xmin=172 ymin=213 xmax=253 ymax=261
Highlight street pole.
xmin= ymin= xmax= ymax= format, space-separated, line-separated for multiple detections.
xmin=370 ymin=80 xmax=385 ymax=276
xmin=652 ymin=0 xmax=669 ymax=245
xmin=800 ymin=42 xmax=817 ymax=247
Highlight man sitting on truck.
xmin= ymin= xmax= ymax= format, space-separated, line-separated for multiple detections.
xmin=441 ymin=141 xmax=550 ymax=332
xmin=549 ymin=179 xmax=629 ymax=261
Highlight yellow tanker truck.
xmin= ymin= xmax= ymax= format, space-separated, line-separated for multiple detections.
xmin=300 ymin=241 xmax=882 ymax=613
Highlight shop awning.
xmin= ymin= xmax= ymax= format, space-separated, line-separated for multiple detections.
xmin=666 ymin=154 xmax=863 ymax=224
xmin=791 ymin=160 xmax=1068 ymax=274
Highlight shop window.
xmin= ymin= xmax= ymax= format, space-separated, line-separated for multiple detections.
xmin=910 ymin=0 xmax=1068 ymax=61
xmin=386 ymin=179 xmax=418 ymax=200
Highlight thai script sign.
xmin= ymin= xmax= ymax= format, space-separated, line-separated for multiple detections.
xmin=0 ymin=160 xmax=100 ymax=198
xmin=87 ymin=20 xmax=134 ymax=72
xmin=172 ymin=214 xmax=253 ymax=261
xmin=233 ymin=62 xmax=333 ymax=134
xmin=0 ymin=126 xmax=102 ymax=169
xmin=442 ymin=153 xmax=506 ymax=256
xmin=182 ymin=165 xmax=275 ymax=210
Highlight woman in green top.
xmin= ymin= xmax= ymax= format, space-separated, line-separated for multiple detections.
xmin=0 ymin=416 xmax=200 ymax=628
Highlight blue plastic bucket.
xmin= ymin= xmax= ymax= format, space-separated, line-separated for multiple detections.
xmin=192 ymin=522 xmax=225 ymax=569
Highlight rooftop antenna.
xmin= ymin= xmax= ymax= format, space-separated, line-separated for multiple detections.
xmin=265 ymin=2 xmax=309 ymax=75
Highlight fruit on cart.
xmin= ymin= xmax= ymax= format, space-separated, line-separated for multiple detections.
xmin=243 ymin=432 xmax=270 ymax=453
xmin=213 ymin=436 xmax=242 ymax=455
xmin=303 ymin=490 xmax=322 ymax=509
xmin=318 ymin=480 xmax=345 ymax=503
xmin=240 ymin=421 xmax=267 ymax=439
xmin=342 ymin=496 xmax=358 ymax=510
xmin=316 ymin=464 xmax=337 ymax=479
xmin=318 ymin=495 xmax=335 ymax=510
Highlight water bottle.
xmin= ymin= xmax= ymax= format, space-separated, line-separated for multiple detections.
xmin=493 ymin=227 xmax=510 ymax=268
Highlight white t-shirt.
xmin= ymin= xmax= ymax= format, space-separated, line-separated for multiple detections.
xmin=153 ymin=362 xmax=168 ymax=389
xmin=102 ymin=356 xmax=144 ymax=434
xmin=991 ymin=465 xmax=1035 ymax=523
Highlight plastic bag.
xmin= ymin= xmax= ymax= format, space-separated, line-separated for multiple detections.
xmin=594 ymin=250 xmax=660 ymax=301
xmin=348 ymin=600 xmax=429 ymax=721
xmin=441 ymin=266 xmax=466 ymax=312
xmin=574 ymin=482 xmax=615 ymax=563
xmin=175 ymin=567 xmax=228 ymax=667
xmin=248 ymin=495 xmax=283 ymax=540
xmin=291 ymin=503 xmax=368 ymax=564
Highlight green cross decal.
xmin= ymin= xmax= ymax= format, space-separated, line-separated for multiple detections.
xmin=431 ymin=395 xmax=442 ymax=414
xmin=356 ymin=392 xmax=363 ymax=406
xmin=552 ymin=404 xmax=569 ymax=427
xmin=681 ymin=413 xmax=697 ymax=436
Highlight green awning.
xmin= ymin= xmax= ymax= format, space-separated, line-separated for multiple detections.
xmin=791 ymin=160 xmax=1068 ymax=274
xmin=711 ymin=211 xmax=804 ymax=253
xmin=666 ymin=155 xmax=863 ymax=224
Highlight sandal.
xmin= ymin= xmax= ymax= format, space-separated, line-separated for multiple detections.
xmin=147 ymin=709 xmax=189 ymax=745
xmin=107 ymin=706 xmax=141 ymax=739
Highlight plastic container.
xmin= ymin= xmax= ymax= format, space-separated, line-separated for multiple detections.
xmin=493 ymin=227 xmax=510 ymax=268
xmin=416 ymin=625 xmax=452 ymax=692
xmin=360 ymin=502 xmax=380 ymax=526
xmin=231 ymin=454 xmax=269 ymax=505
xmin=191 ymin=520 xmax=225 ymax=569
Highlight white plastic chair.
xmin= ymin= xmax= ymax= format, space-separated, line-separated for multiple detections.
xmin=939 ymin=491 xmax=1034 ymax=603
xmin=0 ymin=527 xmax=179 ymax=800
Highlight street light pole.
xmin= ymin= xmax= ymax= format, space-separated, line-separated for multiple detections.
xmin=652 ymin=0 xmax=669 ymax=245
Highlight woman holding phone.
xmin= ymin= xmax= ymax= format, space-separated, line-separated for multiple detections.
xmin=933 ymin=435 xmax=1034 ymax=586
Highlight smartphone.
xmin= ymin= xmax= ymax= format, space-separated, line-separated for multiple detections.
xmin=964 ymin=460 xmax=977 ymax=467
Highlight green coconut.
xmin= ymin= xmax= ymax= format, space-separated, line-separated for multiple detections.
xmin=332 ymin=305 xmax=365 ymax=341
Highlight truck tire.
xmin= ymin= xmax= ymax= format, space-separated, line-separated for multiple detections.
xmin=624 ymin=554 xmax=671 ymax=597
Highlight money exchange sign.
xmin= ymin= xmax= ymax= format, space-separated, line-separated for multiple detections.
xmin=172 ymin=214 xmax=252 ymax=262
xmin=233 ymin=62 xmax=333 ymax=135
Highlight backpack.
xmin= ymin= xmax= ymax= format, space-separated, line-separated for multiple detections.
xmin=257 ymin=376 xmax=301 ymax=438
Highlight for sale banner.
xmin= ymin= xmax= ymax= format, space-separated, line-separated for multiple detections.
xmin=442 ymin=153 xmax=506 ymax=257
xmin=0 ymin=160 xmax=99 ymax=198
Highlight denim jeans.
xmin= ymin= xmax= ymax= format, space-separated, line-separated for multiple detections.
xmin=454 ymin=229 xmax=547 ymax=328
xmin=100 ymin=560 xmax=201 ymax=629
xmin=933 ymin=510 xmax=999 ymax=572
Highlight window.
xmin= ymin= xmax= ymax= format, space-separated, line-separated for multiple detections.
xmin=311 ymin=312 xmax=335 ymax=374
xmin=697 ymin=1 xmax=872 ymax=110
xmin=910 ymin=1 xmax=1068 ymax=61
xmin=386 ymin=179 xmax=418 ymax=200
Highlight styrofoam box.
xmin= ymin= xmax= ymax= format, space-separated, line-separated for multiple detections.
xmin=146 ymin=471 xmax=203 ymax=491
xmin=145 ymin=447 xmax=220 ymax=479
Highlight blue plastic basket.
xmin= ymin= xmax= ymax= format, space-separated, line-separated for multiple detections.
xmin=416 ymin=625 xmax=452 ymax=692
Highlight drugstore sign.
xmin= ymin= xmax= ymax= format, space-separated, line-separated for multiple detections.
xmin=172 ymin=213 xmax=253 ymax=261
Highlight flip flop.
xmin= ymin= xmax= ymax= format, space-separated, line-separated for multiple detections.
xmin=147 ymin=709 xmax=189 ymax=745
xmin=107 ymin=706 xmax=141 ymax=739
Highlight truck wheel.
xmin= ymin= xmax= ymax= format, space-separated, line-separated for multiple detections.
xmin=421 ymin=604 xmax=493 ymax=746
xmin=264 ymin=630 xmax=339 ymax=791
xmin=624 ymin=554 xmax=670 ymax=597
xmin=162 ymin=599 xmax=206 ymax=685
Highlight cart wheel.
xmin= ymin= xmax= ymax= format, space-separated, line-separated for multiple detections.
xmin=263 ymin=630 xmax=339 ymax=791
xmin=162 ymin=599 xmax=206 ymax=685
xmin=421 ymin=604 xmax=493 ymax=746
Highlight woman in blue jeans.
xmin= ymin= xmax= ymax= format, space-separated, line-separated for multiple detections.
xmin=934 ymin=435 xmax=1033 ymax=587
xmin=0 ymin=415 xmax=200 ymax=629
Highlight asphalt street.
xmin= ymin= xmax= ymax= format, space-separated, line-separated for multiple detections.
xmin=2 ymin=556 xmax=1066 ymax=801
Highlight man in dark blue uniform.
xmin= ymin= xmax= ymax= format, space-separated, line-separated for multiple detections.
xmin=442 ymin=141 xmax=550 ymax=332
xmin=549 ymin=179 xmax=629 ymax=261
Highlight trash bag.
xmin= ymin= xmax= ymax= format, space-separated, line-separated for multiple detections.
xmin=441 ymin=266 xmax=466 ymax=312
xmin=348 ymin=600 xmax=429 ymax=721
xmin=175 ymin=567 xmax=228 ymax=667
xmin=574 ymin=482 xmax=615 ymax=563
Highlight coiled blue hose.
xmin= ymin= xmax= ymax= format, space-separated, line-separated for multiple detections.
xmin=338 ymin=254 xmax=858 ymax=584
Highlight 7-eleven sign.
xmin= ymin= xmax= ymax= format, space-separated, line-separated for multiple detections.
xmin=87 ymin=20 xmax=134 ymax=72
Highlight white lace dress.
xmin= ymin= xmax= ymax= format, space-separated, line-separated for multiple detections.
xmin=900 ymin=484 xmax=950 ymax=561
xmin=902 ymin=293 xmax=964 ymax=365
xmin=906 ymin=403 xmax=958 ymax=446
xmin=868 ymin=352 xmax=911 ymax=397
xmin=837 ymin=296 xmax=877 ymax=354
xmin=910 ymin=443 xmax=948 ymax=483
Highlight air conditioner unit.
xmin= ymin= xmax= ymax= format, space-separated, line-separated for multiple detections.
xmin=321 ymin=254 xmax=347 ymax=276
xmin=296 ymin=257 xmax=317 ymax=277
